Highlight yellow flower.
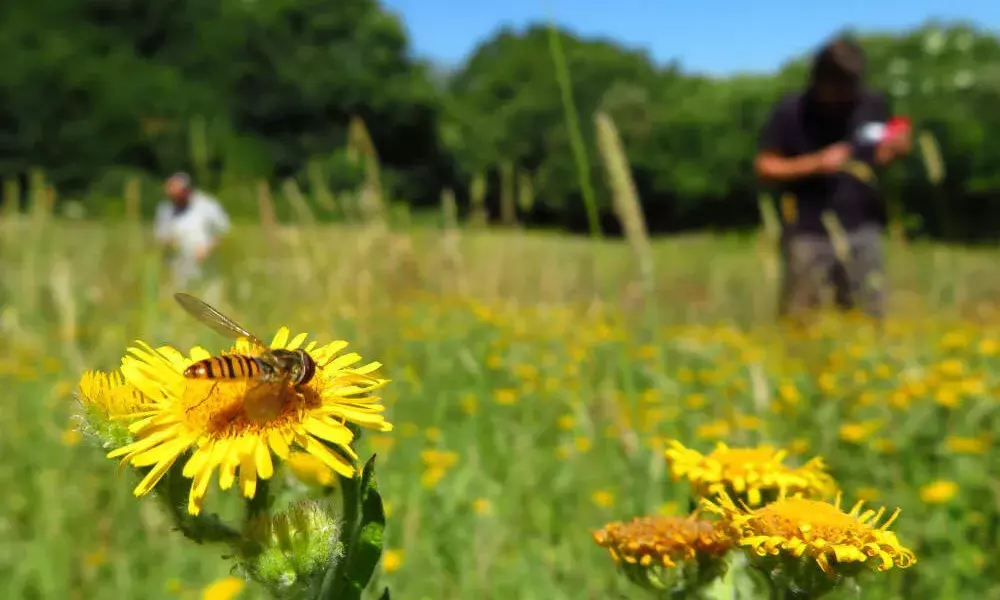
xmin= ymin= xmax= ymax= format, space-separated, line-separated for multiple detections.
xmin=592 ymin=490 xmax=615 ymax=507
xmin=592 ymin=514 xmax=733 ymax=568
xmin=201 ymin=576 xmax=244 ymax=600
xmin=382 ymin=549 xmax=404 ymax=573
xmin=919 ymin=480 xmax=958 ymax=504
xmin=665 ymin=440 xmax=836 ymax=507
xmin=94 ymin=328 xmax=391 ymax=515
xmin=702 ymin=492 xmax=916 ymax=578
xmin=945 ymin=436 xmax=988 ymax=455
xmin=473 ymin=498 xmax=493 ymax=516
xmin=694 ymin=420 xmax=731 ymax=440
xmin=420 ymin=449 xmax=458 ymax=488
xmin=77 ymin=369 xmax=148 ymax=418
xmin=838 ymin=420 xmax=881 ymax=444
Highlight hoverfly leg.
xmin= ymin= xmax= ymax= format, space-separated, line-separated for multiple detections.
xmin=185 ymin=381 xmax=219 ymax=414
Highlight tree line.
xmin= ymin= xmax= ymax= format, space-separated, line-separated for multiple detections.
xmin=2 ymin=0 xmax=998 ymax=239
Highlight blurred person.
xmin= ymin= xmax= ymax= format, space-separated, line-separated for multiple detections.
xmin=755 ymin=35 xmax=912 ymax=319
xmin=155 ymin=172 xmax=230 ymax=293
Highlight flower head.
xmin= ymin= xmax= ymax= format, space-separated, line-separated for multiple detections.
xmin=76 ymin=369 xmax=151 ymax=447
xmin=87 ymin=327 xmax=390 ymax=515
xmin=593 ymin=514 xmax=733 ymax=568
xmin=592 ymin=514 xmax=733 ymax=593
xmin=240 ymin=500 xmax=344 ymax=596
xmin=702 ymin=491 xmax=915 ymax=583
xmin=665 ymin=440 xmax=836 ymax=506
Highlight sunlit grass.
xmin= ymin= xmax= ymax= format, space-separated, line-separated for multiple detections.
xmin=2 ymin=215 xmax=1000 ymax=598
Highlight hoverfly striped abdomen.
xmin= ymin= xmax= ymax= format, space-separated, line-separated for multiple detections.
xmin=183 ymin=354 xmax=273 ymax=381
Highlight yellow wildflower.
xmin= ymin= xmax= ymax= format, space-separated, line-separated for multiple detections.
xmin=945 ymin=436 xmax=988 ymax=455
xmin=919 ymin=480 xmax=958 ymax=504
xmin=382 ymin=549 xmax=404 ymax=573
xmin=592 ymin=490 xmax=615 ymax=507
xmin=592 ymin=514 xmax=733 ymax=568
xmin=88 ymin=328 xmax=390 ymax=515
xmin=665 ymin=440 xmax=836 ymax=507
xmin=703 ymin=491 xmax=915 ymax=578
xmin=201 ymin=576 xmax=244 ymax=600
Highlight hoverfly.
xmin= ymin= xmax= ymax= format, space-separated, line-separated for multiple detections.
xmin=173 ymin=293 xmax=317 ymax=411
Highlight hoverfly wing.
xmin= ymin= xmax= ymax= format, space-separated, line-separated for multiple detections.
xmin=174 ymin=292 xmax=270 ymax=350
xmin=243 ymin=375 xmax=291 ymax=421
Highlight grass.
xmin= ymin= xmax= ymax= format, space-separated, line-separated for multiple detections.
xmin=3 ymin=213 xmax=1000 ymax=599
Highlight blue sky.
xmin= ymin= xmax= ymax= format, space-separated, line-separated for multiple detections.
xmin=380 ymin=0 xmax=999 ymax=75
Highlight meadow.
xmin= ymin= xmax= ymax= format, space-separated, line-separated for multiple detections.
xmin=2 ymin=189 xmax=1000 ymax=600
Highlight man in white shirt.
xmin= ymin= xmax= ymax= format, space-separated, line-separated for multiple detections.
xmin=154 ymin=172 xmax=230 ymax=288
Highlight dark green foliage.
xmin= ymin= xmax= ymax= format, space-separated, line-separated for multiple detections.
xmin=0 ymin=3 xmax=997 ymax=239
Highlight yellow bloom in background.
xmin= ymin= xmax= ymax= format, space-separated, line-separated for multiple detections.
xmin=919 ymin=480 xmax=958 ymax=504
xmin=382 ymin=549 xmax=404 ymax=573
xmin=420 ymin=449 xmax=458 ymax=488
xmin=945 ymin=436 xmax=989 ymax=455
xmin=592 ymin=490 xmax=615 ymax=508
xmin=702 ymin=492 xmax=915 ymax=579
xmin=493 ymin=388 xmax=518 ymax=405
xmin=592 ymin=514 xmax=733 ymax=568
xmin=92 ymin=328 xmax=391 ymax=515
xmin=473 ymin=498 xmax=493 ymax=516
xmin=665 ymin=440 xmax=836 ymax=507
xmin=201 ymin=576 xmax=245 ymax=600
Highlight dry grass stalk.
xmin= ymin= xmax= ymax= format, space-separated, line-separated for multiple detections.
xmin=1 ymin=177 xmax=18 ymax=222
xmin=48 ymin=258 xmax=84 ymax=371
xmin=499 ymin=160 xmax=517 ymax=226
xmin=517 ymin=170 xmax=534 ymax=212
xmin=594 ymin=111 xmax=653 ymax=294
xmin=188 ymin=116 xmax=211 ymax=186
xmin=820 ymin=210 xmax=850 ymax=265
xmin=918 ymin=131 xmax=945 ymax=185
xmin=755 ymin=194 xmax=781 ymax=286
xmin=124 ymin=176 xmax=141 ymax=224
xmin=306 ymin=160 xmax=338 ymax=215
xmin=469 ymin=172 xmax=488 ymax=227
xmin=347 ymin=117 xmax=387 ymax=228
xmin=256 ymin=180 xmax=279 ymax=249
xmin=124 ymin=176 xmax=143 ymax=261
xmin=282 ymin=178 xmax=317 ymax=226
xmin=439 ymin=188 xmax=467 ymax=295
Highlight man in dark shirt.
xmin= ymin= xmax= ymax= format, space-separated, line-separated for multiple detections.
xmin=756 ymin=36 xmax=911 ymax=319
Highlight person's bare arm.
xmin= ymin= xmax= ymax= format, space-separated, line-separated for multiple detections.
xmin=755 ymin=151 xmax=822 ymax=182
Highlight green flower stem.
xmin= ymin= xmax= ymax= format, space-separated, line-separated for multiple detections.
xmin=150 ymin=462 xmax=243 ymax=547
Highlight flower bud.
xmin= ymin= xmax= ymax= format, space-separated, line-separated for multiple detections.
xmin=238 ymin=500 xmax=344 ymax=597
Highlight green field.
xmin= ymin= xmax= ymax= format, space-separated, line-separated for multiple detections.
xmin=2 ymin=215 xmax=999 ymax=599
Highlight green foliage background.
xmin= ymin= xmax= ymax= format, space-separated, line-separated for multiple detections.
xmin=1 ymin=3 xmax=998 ymax=239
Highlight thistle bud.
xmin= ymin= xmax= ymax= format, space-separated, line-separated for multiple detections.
xmin=238 ymin=500 xmax=344 ymax=598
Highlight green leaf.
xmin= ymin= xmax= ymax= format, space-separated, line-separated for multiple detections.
xmin=378 ymin=586 xmax=391 ymax=600
xmin=339 ymin=454 xmax=386 ymax=600
xmin=324 ymin=454 xmax=388 ymax=600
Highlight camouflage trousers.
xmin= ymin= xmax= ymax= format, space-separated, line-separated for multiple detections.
xmin=778 ymin=225 xmax=885 ymax=319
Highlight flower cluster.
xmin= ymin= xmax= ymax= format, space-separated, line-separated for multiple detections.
xmin=594 ymin=438 xmax=916 ymax=598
